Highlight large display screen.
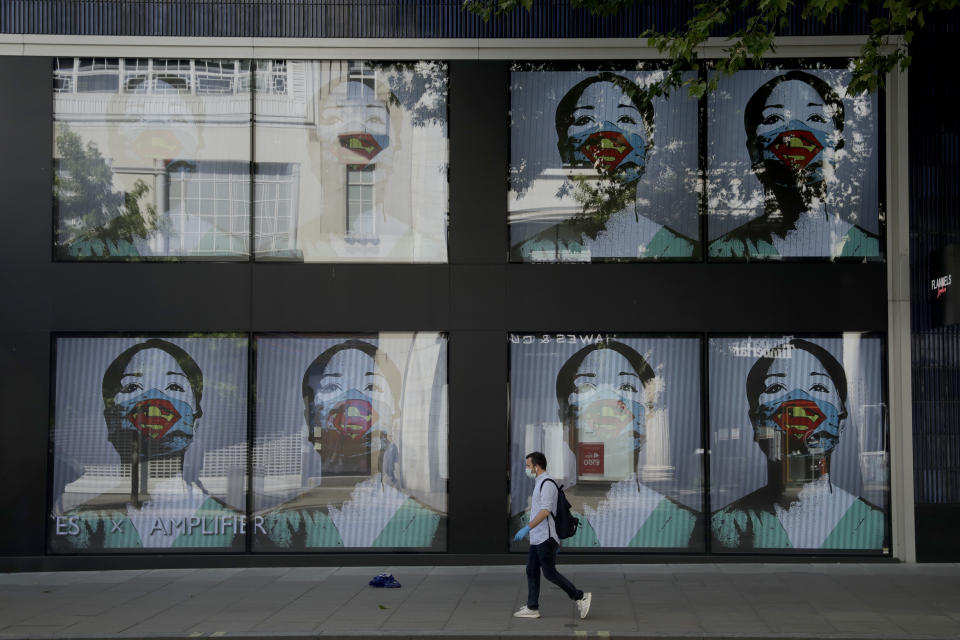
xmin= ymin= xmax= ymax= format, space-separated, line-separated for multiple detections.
xmin=252 ymin=333 xmax=448 ymax=550
xmin=709 ymin=335 xmax=889 ymax=552
xmin=509 ymin=66 xmax=701 ymax=262
xmin=509 ymin=334 xmax=704 ymax=550
xmin=707 ymin=67 xmax=882 ymax=260
xmin=48 ymin=335 xmax=249 ymax=553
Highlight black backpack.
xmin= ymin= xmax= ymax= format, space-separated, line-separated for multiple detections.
xmin=539 ymin=478 xmax=580 ymax=539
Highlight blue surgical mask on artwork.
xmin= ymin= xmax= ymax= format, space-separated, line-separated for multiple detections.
xmin=568 ymin=121 xmax=647 ymax=185
xmin=108 ymin=388 xmax=197 ymax=458
xmin=752 ymin=388 xmax=842 ymax=453
xmin=312 ymin=388 xmax=384 ymax=440
xmin=572 ymin=388 xmax=646 ymax=447
xmin=757 ymin=119 xmax=834 ymax=183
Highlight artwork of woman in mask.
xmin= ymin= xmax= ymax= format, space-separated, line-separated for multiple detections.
xmin=510 ymin=341 xmax=700 ymax=548
xmin=51 ymin=339 xmax=243 ymax=551
xmin=511 ymin=73 xmax=698 ymax=261
xmin=259 ymin=340 xmax=442 ymax=549
xmin=711 ymin=339 xmax=884 ymax=550
xmin=709 ymin=71 xmax=880 ymax=258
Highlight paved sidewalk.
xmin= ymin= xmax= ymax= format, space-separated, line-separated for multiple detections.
xmin=1 ymin=563 xmax=958 ymax=640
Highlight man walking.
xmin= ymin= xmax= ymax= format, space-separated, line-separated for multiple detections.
xmin=513 ymin=451 xmax=591 ymax=620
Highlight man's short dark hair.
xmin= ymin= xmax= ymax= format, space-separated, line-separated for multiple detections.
xmin=555 ymin=72 xmax=655 ymax=167
xmin=526 ymin=451 xmax=547 ymax=471
xmin=745 ymin=338 xmax=848 ymax=421
xmin=743 ymin=70 xmax=845 ymax=169
xmin=301 ymin=339 xmax=403 ymax=425
xmin=102 ymin=338 xmax=204 ymax=419
xmin=556 ymin=340 xmax=655 ymax=421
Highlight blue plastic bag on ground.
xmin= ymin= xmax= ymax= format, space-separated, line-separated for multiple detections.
xmin=369 ymin=572 xmax=401 ymax=588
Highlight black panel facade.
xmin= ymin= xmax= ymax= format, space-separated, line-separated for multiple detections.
xmin=2 ymin=0 xmax=880 ymax=38
xmin=0 ymin=52 xmax=897 ymax=569
xmin=11 ymin=0 xmax=960 ymax=568
xmin=909 ymin=17 xmax=960 ymax=561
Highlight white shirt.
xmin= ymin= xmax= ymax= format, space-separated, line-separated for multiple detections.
xmin=530 ymin=473 xmax=559 ymax=545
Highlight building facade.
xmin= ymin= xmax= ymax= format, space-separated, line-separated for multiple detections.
xmin=0 ymin=1 xmax=957 ymax=568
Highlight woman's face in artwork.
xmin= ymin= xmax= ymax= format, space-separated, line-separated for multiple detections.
xmin=560 ymin=78 xmax=649 ymax=184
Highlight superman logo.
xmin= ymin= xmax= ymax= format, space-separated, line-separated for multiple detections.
xmin=326 ymin=398 xmax=378 ymax=439
xmin=125 ymin=398 xmax=182 ymax=439
xmin=581 ymin=399 xmax=633 ymax=430
xmin=579 ymin=131 xmax=633 ymax=173
xmin=772 ymin=399 xmax=825 ymax=441
xmin=338 ymin=133 xmax=383 ymax=161
xmin=768 ymin=129 xmax=823 ymax=169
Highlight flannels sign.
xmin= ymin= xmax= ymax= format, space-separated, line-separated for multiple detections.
xmin=931 ymin=244 xmax=960 ymax=327
xmin=932 ymin=274 xmax=952 ymax=299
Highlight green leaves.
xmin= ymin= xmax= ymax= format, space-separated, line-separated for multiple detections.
xmin=463 ymin=0 xmax=960 ymax=98
xmin=54 ymin=127 xmax=161 ymax=258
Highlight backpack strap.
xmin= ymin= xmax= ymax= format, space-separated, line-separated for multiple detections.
xmin=538 ymin=478 xmax=561 ymax=522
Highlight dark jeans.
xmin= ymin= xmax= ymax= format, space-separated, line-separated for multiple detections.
xmin=526 ymin=538 xmax=583 ymax=609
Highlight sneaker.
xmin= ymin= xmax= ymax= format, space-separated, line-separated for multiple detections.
xmin=513 ymin=605 xmax=541 ymax=619
xmin=576 ymin=592 xmax=592 ymax=619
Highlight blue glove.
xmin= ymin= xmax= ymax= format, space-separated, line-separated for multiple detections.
xmin=513 ymin=525 xmax=531 ymax=542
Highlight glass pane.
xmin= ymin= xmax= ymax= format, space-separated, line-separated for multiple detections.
xmin=509 ymin=65 xmax=701 ymax=263
xmin=48 ymin=335 xmax=249 ymax=554
xmin=252 ymin=333 xmax=448 ymax=550
xmin=708 ymin=334 xmax=889 ymax=553
xmin=53 ymin=58 xmax=252 ymax=260
xmin=706 ymin=68 xmax=882 ymax=260
xmin=253 ymin=60 xmax=448 ymax=262
xmin=509 ymin=334 xmax=705 ymax=551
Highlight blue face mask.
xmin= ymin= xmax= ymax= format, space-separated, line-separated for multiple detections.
xmin=311 ymin=388 xmax=385 ymax=441
xmin=752 ymin=388 xmax=842 ymax=453
xmin=570 ymin=388 xmax=646 ymax=447
xmin=568 ymin=121 xmax=647 ymax=185
xmin=107 ymin=388 xmax=197 ymax=459
xmin=757 ymin=119 xmax=833 ymax=183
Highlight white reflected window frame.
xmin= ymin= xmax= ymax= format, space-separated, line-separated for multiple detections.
xmin=55 ymin=58 xmax=253 ymax=96
xmin=254 ymin=163 xmax=300 ymax=256
xmin=254 ymin=60 xmax=289 ymax=95
xmin=347 ymin=60 xmax=377 ymax=97
xmin=54 ymin=58 xmax=120 ymax=93
xmin=346 ymin=164 xmax=377 ymax=241
xmin=166 ymin=161 xmax=251 ymax=256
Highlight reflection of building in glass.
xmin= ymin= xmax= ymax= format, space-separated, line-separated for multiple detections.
xmin=54 ymin=58 xmax=447 ymax=261
xmin=255 ymin=60 xmax=448 ymax=262
xmin=53 ymin=57 xmax=262 ymax=258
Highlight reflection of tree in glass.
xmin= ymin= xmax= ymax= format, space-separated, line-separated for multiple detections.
xmin=370 ymin=62 xmax=448 ymax=128
xmin=708 ymin=70 xmax=880 ymax=259
xmin=54 ymin=127 xmax=159 ymax=259
xmin=566 ymin=174 xmax=637 ymax=241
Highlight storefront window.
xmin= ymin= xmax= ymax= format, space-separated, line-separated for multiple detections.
xmin=509 ymin=65 xmax=701 ymax=262
xmin=706 ymin=67 xmax=883 ymax=260
xmin=508 ymin=334 xmax=704 ymax=550
xmin=252 ymin=333 xmax=448 ymax=550
xmin=253 ymin=61 xmax=449 ymax=262
xmin=48 ymin=335 xmax=249 ymax=553
xmin=708 ymin=334 xmax=889 ymax=553
xmin=53 ymin=58 xmax=253 ymax=260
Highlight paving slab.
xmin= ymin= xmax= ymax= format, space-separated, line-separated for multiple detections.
xmin=1 ymin=564 xmax=959 ymax=639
